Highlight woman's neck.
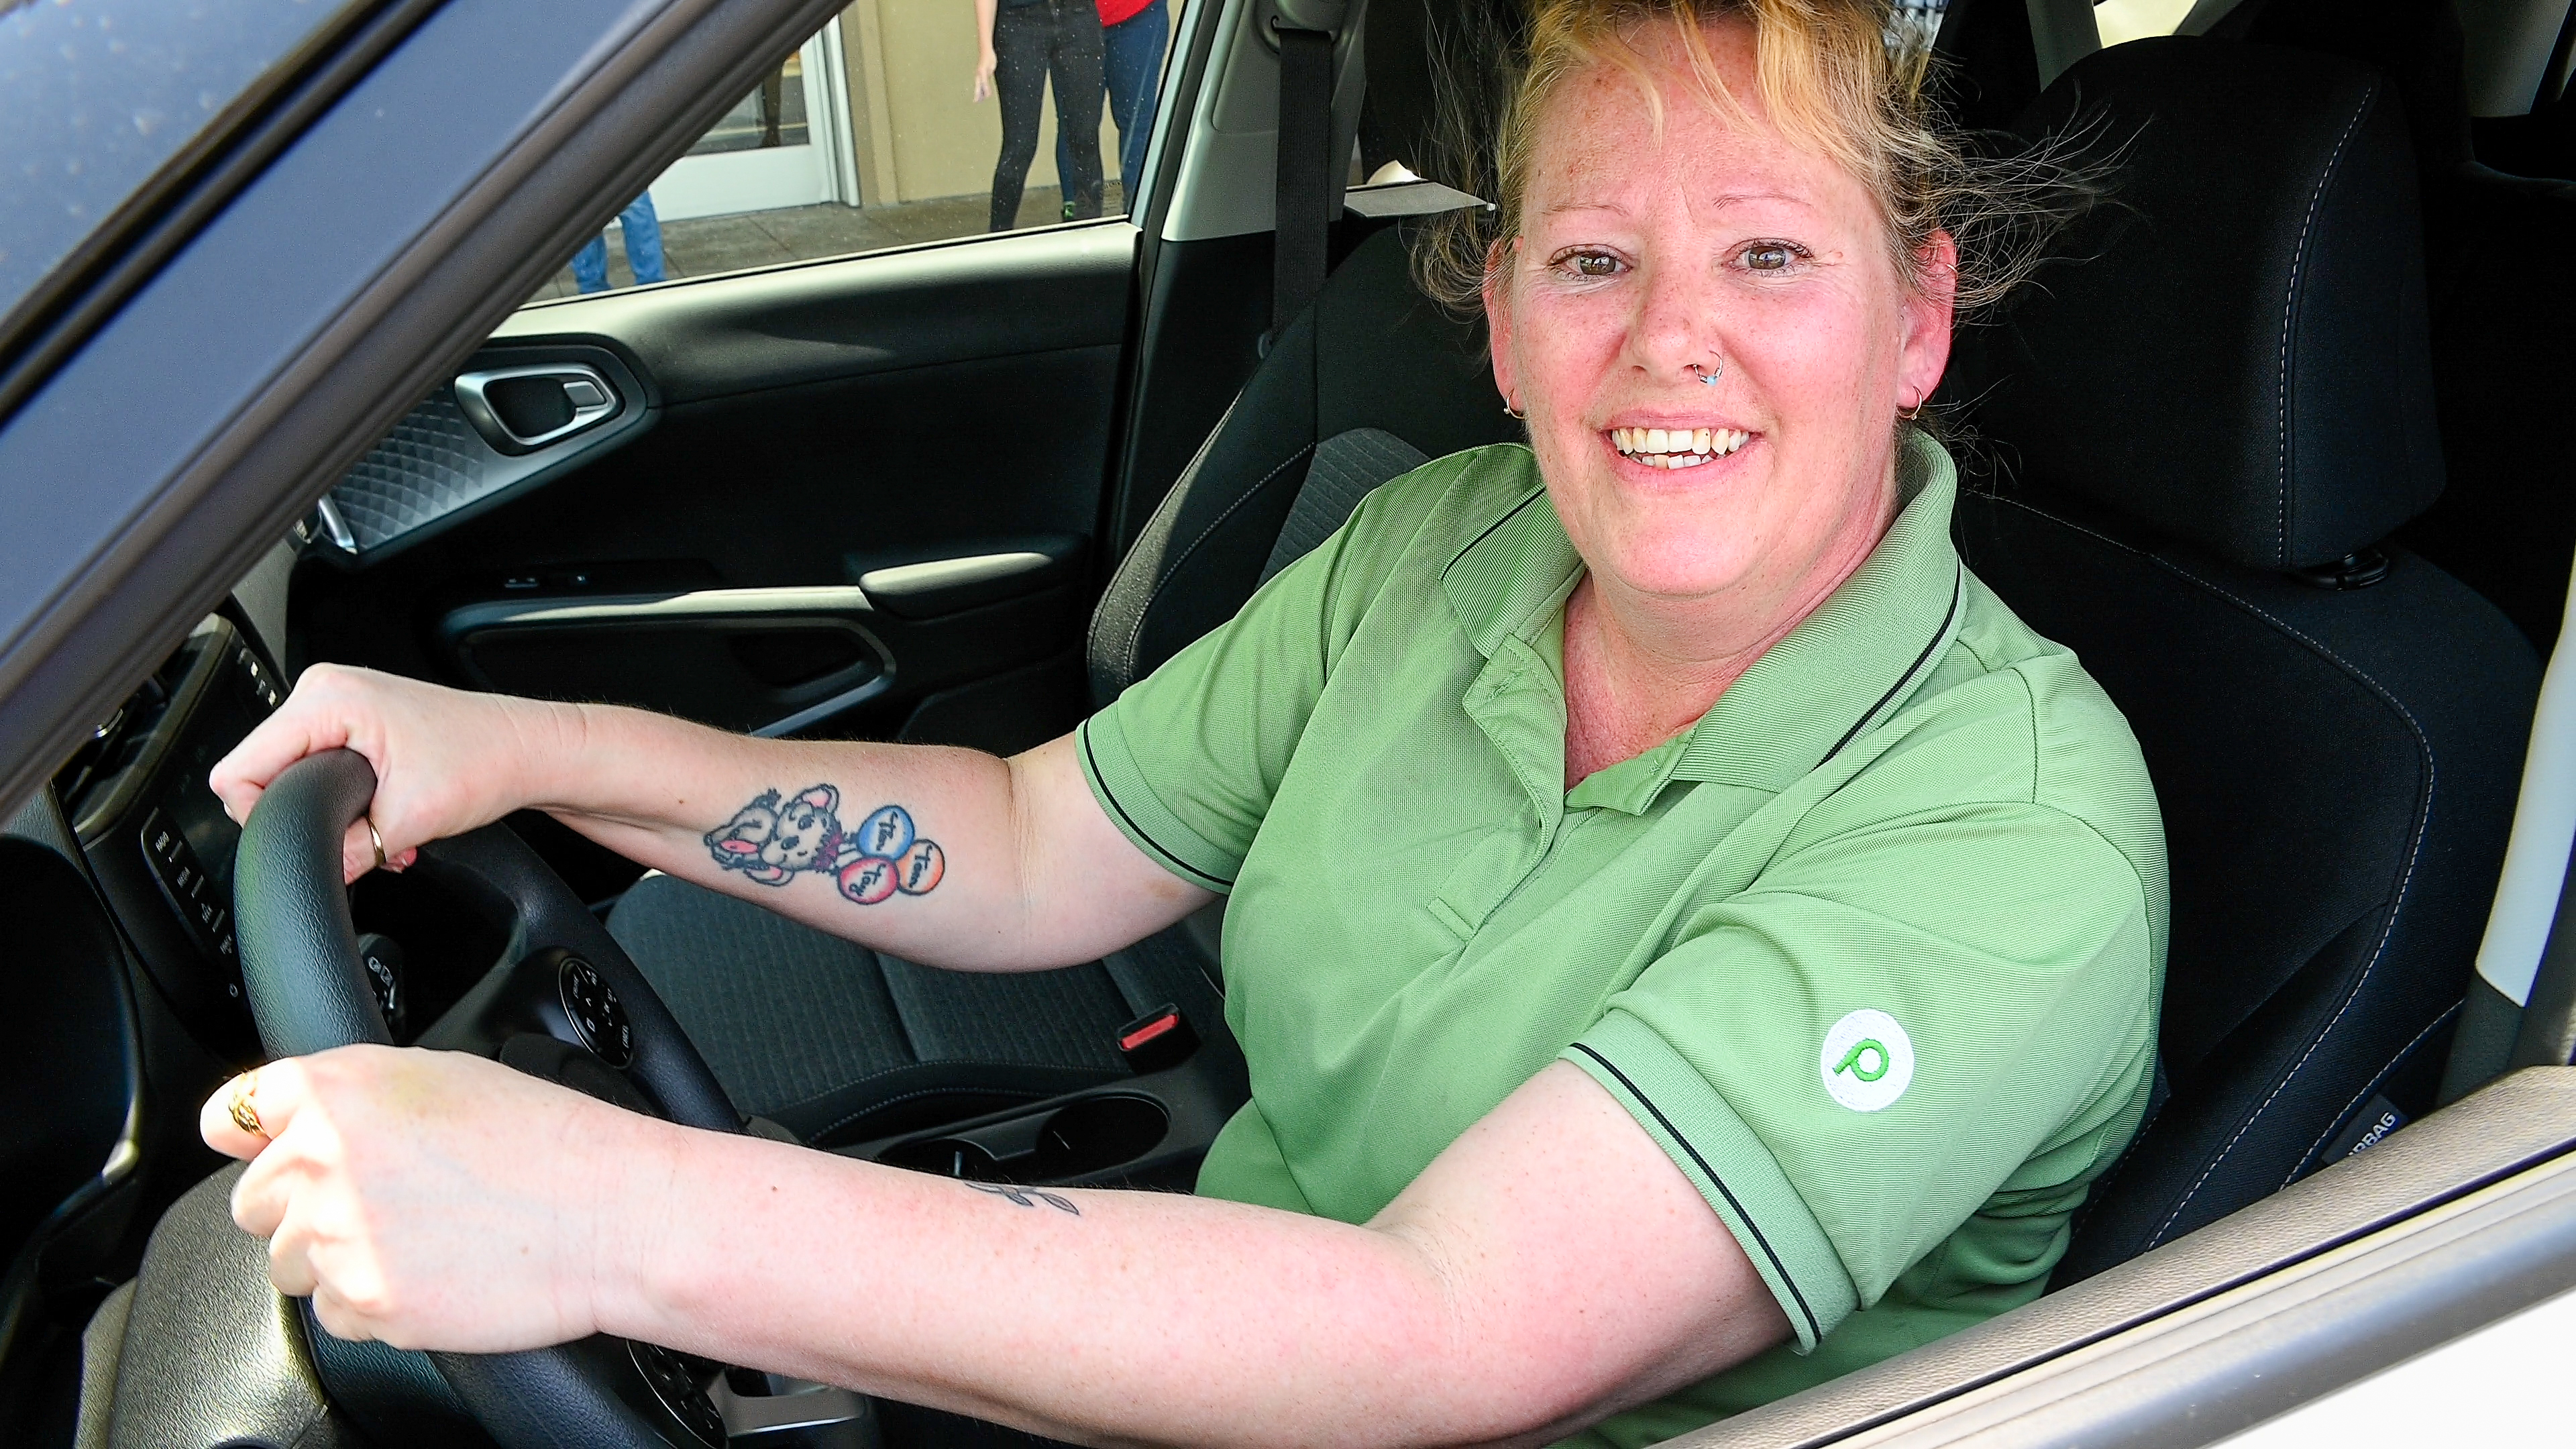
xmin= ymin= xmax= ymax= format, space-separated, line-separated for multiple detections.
xmin=1560 ymin=488 xmax=1898 ymax=792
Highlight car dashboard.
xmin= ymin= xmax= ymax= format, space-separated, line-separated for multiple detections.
xmin=54 ymin=612 xmax=286 ymax=1061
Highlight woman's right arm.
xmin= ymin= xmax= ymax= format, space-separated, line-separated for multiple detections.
xmin=209 ymin=665 xmax=1211 ymax=973
xmin=971 ymin=0 xmax=999 ymax=101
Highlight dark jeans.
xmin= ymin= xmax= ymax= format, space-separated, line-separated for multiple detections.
xmin=1055 ymin=0 xmax=1169 ymax=205
xmin=991 ymin=0 xmax=1104 ymax=231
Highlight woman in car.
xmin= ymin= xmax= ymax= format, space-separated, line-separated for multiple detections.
xmin=204 ymin=1 xmax=2162 ymax=1442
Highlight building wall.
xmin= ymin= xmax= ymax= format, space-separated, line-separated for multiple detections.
xmin=841 ymin=0 xmax=1129 ymax=206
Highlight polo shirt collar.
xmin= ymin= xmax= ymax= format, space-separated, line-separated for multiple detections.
xmin=1439 ymin=432 xmax=1968 ymax=814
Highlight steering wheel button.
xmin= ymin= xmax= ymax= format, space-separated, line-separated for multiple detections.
xmin=629 ymin=1342 xmax=724 ymax=1447
xmin=557 ymin=956 xmax=635 ymax=1069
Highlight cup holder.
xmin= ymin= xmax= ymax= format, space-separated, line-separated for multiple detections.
xmin=1036 ymin=1094 xmax=1168 ymax=1175
xmin=879 ymin=1093 xmax=1171 ymax=1184
xmin=883 ymin=1138 xmax=1000 ymax=1180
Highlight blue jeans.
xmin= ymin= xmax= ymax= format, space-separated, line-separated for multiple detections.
xmin=572 ymin=193 xmax=665 ymax=292
xmin=1057 ymin=0 xmax=1167 ymax=207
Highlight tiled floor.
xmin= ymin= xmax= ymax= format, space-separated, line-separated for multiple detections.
xmin=522 ymin=184 xmax=1128 ymax=303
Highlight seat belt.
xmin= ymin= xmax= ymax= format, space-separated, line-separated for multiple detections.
xmin=1273 ymin=23 xmax=1337 ymax=334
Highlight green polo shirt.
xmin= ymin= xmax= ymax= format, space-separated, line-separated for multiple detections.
xmin=1077 ymin=432 xmax=2165 ymax=1442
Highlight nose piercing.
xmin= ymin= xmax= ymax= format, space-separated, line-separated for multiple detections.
xmin=1689 ymin=360 xmax=1723 ymax=386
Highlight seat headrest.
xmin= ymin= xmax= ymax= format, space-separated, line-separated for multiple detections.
xmin=1966 ymin=38 xmax=2444 ymax=572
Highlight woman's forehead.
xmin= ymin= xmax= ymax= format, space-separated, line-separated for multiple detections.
xmin=1525 ymin=74 xmax=1858 ymax=227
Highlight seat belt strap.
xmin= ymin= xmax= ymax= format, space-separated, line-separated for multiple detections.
xmin=1273 ymin=25 xmax=1335 ymax=333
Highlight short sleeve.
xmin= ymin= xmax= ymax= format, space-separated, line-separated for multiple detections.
xmin=1564 ymin=801 xmax=2157 ymax=1351
xmin=1078 ymin=455 xmax=1466 ymax=890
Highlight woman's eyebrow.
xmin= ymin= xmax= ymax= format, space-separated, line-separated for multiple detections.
xmin=1538 ymin=199 xmax=1633 ymax=218
xmin=1697 ymin=189 xmax=1809 ymax=211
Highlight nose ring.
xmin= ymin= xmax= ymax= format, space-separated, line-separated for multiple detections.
xmin=1689 ymin=360 xmax=1723 ymax=386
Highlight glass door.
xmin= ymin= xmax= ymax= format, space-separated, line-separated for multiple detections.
xmin=649 ymin=25 xmax=857 ymax=221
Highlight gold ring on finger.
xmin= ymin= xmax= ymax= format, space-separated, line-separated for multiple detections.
xmin=227 ymin=1074 xmax=267 ymax=1139
xmin=364 ymin=816 xmax=386 ymax=872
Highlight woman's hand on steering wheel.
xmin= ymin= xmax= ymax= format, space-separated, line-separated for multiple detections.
xmin=211 ymin=664 xmax=582 ymax=884
xmin=200 ymin=1044 xmax=674 ymax=1352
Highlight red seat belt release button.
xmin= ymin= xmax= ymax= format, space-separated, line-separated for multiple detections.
xmin=1117 ymin=1004 xmax=1199 ymax=1075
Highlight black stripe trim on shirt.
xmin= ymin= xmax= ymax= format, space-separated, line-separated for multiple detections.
xmin=1080 ymin=725 xmax=1236 ymax=890
xmin=1819 ymin=563 xmax=1964 ymax=769
xmin=1439 ymin=486 xmax=1550 ymax=582
xmin=1566 ymin=1041 xmax=1827 ymax=1345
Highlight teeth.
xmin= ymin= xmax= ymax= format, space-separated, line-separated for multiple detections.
xmin=1611 ymin=427 xmax=1750 ymax=461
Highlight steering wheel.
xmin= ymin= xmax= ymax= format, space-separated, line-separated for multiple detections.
xmin=233 ymin=748 xmax=744 ymax=1449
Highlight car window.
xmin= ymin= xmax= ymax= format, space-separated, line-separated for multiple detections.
xmin=523 ymin=0 xmax=1193 ymax=303
xmin=2095 ymin=0 xmax=2200 ymax=46
xmin=1890 ymin=0 xmax=1947 ymax=46
xmin=0 ymin=0 xmax=366 ymax=337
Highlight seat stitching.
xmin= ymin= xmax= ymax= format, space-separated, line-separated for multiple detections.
xmin=1982 ymin=496 xmax=2434 ymax=1248
xmin=1117 ymin=443 xmax=1320 ymax=687
xmin=2273 ymin=84 xmax=2377 ymax=567
xmin=2286 ymin=1001 xmax=2458 ymax=1189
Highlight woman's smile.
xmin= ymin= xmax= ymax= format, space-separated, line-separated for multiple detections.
xmin=1604 ymin=423 xmax=1756 ymax=469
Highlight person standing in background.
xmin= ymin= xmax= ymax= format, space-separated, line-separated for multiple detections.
xmin=974 ymin=0 xmax=1105 ymax=231
xmin=1057 ymin=0 xmax=1169 ymax=210
xmin=571 ymin=193 xmax=665 ymax=293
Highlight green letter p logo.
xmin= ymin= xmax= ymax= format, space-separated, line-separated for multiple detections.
xmin=1819 ymin=1010 xmax=1913 ymax=1112
xmin=1834 ymin=1038 xmax=1890 ymax=1082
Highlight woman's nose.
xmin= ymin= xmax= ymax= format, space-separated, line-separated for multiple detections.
xmin=1628 ymin=260 xmax=1727 ymax=384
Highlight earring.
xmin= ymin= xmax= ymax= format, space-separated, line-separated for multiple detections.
xmin=1504 ymin=402 xmax=1527 ymax=420
xmin=1897 ymin=395 xmax=1925 ymax=421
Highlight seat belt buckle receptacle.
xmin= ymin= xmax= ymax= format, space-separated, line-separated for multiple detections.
xmin=1118 ymin=1004 xmax=1200 ymax=1074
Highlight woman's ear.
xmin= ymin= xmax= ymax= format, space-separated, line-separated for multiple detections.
xmin=1483 ymin=237 xmax=1520 ymax=412
xmin=1897 ymin=229 xmax=1959 ymax=410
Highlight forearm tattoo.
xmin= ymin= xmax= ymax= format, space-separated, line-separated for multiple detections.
xmin=704 ymin=784 xmax=945 ymax=904
xmin=967 ymin=1183 xmax=1081 ymax=1215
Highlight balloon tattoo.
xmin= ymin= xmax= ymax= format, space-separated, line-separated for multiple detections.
xmin=704 ymin=784 xmax=945 ymax=904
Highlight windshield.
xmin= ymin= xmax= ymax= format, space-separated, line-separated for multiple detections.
xmin=0 ymin=0 xmax=360 ymax=335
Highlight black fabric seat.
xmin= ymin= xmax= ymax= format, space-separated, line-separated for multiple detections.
xmin=2219 ymin=0 xmax=2576 ymax=658
xmin=609 ymin=225 xmax=1517 ymax=1144
xmin=1938 ymin=37 xmax=2540 ymax=1279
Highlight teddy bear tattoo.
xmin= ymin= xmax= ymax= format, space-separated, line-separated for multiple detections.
xmin=703 ymin=784 xmax=945 ymax=905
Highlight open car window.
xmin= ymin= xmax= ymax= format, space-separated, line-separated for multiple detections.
xmin=521 ymin=1 xmax=1194 ymax=305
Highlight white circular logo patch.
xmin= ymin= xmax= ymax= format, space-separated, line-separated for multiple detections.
xmin=1819 ymin=1009 xmax=1914 ymax=1112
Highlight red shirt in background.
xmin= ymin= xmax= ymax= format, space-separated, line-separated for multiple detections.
xmin=1097 ymin=0 xmax=1154 ymax=27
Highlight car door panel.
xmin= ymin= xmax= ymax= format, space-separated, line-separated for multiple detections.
xmin=293 ymin=224 xmax=1137 ymax=758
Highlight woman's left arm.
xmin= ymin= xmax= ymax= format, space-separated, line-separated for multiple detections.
xmin=206 ymin=1050 xmax=1786 ymax=1449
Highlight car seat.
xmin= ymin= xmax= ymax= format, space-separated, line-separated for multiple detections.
xmin=1937 ymin=0 xmax=2576 ymax=659
xmin=2220 ymin=0 xmax=2576 ymax=661
xmin=1938 ymin=36 xmax=2541 ymax=1280
xmin=606 ymin=225 xmax=1517 ymax=1146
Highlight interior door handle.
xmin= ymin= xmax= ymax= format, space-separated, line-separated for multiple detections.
xmin=454 ymin=363 xmax=621 ymax=453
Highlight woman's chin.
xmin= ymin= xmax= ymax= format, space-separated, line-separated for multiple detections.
xmin=1587 ymin=535 xmax=1767 ymax=604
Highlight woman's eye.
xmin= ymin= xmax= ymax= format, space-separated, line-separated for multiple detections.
xmin=1740 ymin=243 xmax=1799 ymax=272
xmin=1554 ymin=251 xmax=1623 ymax=279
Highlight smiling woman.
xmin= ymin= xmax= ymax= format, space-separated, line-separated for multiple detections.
xmin=196 ymin=3 xmax=2161 ymax=1446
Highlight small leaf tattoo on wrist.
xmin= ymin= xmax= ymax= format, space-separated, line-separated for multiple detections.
xmin=966 ymin=1183 xmax=1081 ymax=1215
xmin=703 ymin=785 xmax=945 ymax=905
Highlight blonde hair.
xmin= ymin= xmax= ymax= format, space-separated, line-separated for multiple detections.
xmin=1413 ymin=0 xmax=2095 ymax=322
